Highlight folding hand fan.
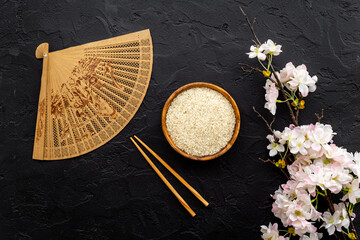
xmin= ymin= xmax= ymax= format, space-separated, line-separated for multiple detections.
xmin=33 ymin=29 xmax=153 ymax=160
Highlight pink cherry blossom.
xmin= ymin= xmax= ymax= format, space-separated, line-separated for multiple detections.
xmin=264 ymin=79 xmax=279 ymax=115
xmin=260 ymin=222 xmax=286 ymax=240
xmin=342 ymin=179 xmax=360 ymax=204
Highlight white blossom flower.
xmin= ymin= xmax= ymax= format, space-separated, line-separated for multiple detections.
xmin=264 ymin=79 xmax=279 ymax=115
xmin=260 ymin=222 xmax=287 ymax=240
xmin=262 ymin=39 xmax=282 ymax=56
xmin=289 ymin=135 xmax=311 ymax=155
xmin=321 ymin=210 xmax=341 ymax=235
xmin=342 ymin=179 xmax=360 ymax=204
xmin=351 ymin=152 xmax=360 ymax=177
xmin=309 ymin=75 xmax=318 ymax=92
xmin=267 ymin=134 xmax=285 ymax=157
xmin=308 ymin=123 xmax=335 ymax=151
xmin=334 ymin=203 xmax=350 ymax=230
xmin=293 ymin=222 xmax=317 ymax=237
xmin=324 ymin=166 xmax=353 ymax=194
xmin=299 ymin=232 xmax=323 ymax=240
xmin=278 ymin=126 xmax=298 ymax=145
xmin=247 ymin=45 xmax=267 ymax=61
xmin=287 ymin=201 xmax=311 ymax=223
xmin=321 ymin=203 xmax=351 ymax=235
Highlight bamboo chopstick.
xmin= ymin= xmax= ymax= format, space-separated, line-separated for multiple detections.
xmin=130 ymin=137 xmax=196 ymax=217
xmin=134 ymin=135 xmax=209 ymax=207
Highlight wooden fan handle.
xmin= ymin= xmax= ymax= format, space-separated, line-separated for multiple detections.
xmin=35 ymin=43 xmax=49 ymax=59
xmin=34 ymin=42 xmax=50 ymax=159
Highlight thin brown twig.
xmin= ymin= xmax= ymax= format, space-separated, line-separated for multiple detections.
xmin=345 ymin=202 xmax=359 ymax=240
xmin=315 ymin=109 xmax=324 ymax=123
xmin=259 ymin=158 xmax=290 ymax=180
xmin=240 ymin=67 xmax=256 ymax=75
xmin=295 ymin=94 xmax=303 ymax=124
xmin=295 ymin=107 xmax=300 ymax=124
xmin=252 ymin=17 xmax=256 ymax=28
xmin=239 ymin=7 xmax=261 ymax=45
xmin=325 ymin=192 xmax=335 ymax=213
xmin=239 ymin=63 xmax=278 ymax=85
xmin=279 ymin=168 xmax=290 ymax=180
xmin=341 ymin=231 xmax=348 ymax=239
xmin=259 ymin=158 xmax=274 ymax=164
xmin=334 ymin=234 xmax=341 ymax=240
xmin=269 ymin=118 xmax=275 ymax=129
xmin=239 ymin=63 xmax=262 ymax=74
xmin=285 ymin=155 xmax=294 ymax=164
xmin=253 ymin=106 xmax=275 ymax=134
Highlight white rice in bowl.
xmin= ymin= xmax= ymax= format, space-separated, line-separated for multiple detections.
xmin=165 ymin=87 xmax=236 ymax=157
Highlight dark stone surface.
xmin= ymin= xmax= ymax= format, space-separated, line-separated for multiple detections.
xmin=0 ymin=0 xmax=360 ymax=239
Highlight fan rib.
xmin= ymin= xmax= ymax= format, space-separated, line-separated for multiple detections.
xmin=89 ymin=85 xmax=131 ymax=115
xmin=110 ymin=63 xmax=140 ymax=74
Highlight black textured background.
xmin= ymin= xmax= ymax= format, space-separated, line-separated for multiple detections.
xmin=1 ymin=0 xmax=360 ymax=239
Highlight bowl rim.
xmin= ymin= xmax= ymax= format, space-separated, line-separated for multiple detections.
xmin=161 ymin=82 xmax=241 ymax=161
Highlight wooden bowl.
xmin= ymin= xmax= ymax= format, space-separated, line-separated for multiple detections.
xmin=162 ymin=82 xmax=241 ymax=161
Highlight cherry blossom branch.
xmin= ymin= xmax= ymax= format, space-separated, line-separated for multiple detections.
xmin=240 ymin=7 xmax=354 ymax=240
xmin=270 ymin=118 xmax=275 ymax=130
xmin=239 ymin=7 xmax=299 ymax=126
xmin=295 ymin=95 xmax=303 ymax=124
xmin=337 ymin=233 xmax=346 ymax=240
xmin=334 ymin=234 xmax=342 ymax=240
xmin=239 ymin=63 xmax=278 ymax=85
xmin=285 ymin=154 xmax=294 ymax=164
xmin=253 ymin=106 xmax=275 ymax=134
xmin=279 ymin=167 xmax=290 ymax=180
xmin=239 ymin=63 xmax=262 ymax=74
xmin=259 ymin=158 xmax=290 ymax=180
xmin=315 ymin=109 xmax=324 ymax=123
xmin=239 ymin=7 xmax=261 ymax=46
xmin=345 ymin=202 xmax=359 ymax=240
xmin=325 ymin=191 xmax=335 ymax=213
xmin=259 ymin=158 xmax=273 ymax=164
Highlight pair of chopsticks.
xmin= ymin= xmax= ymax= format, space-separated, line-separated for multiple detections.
xmin=130 ymin=135 xmax=209 ymax=217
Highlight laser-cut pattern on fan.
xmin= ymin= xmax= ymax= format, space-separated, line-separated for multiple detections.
xmin=33 ymin=30 xmax=153 ymax=160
